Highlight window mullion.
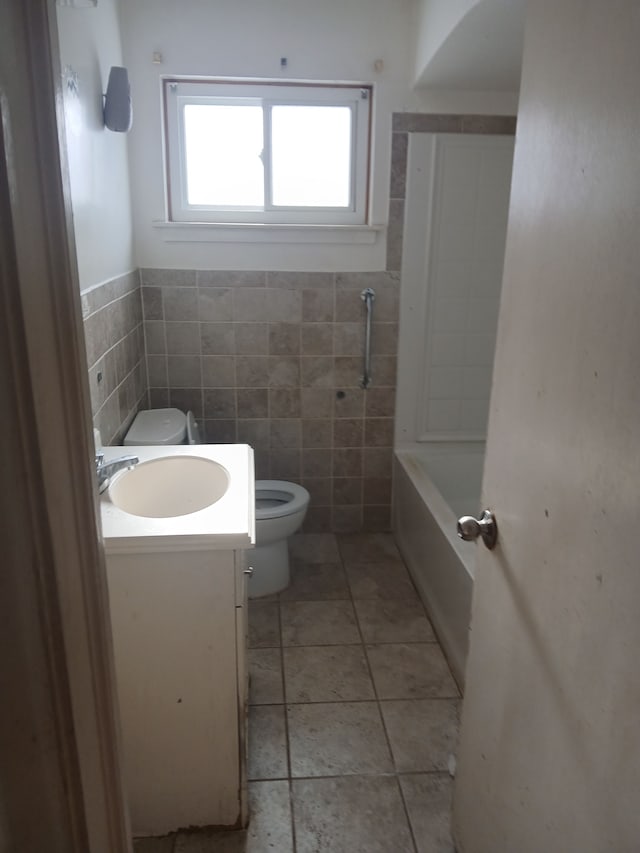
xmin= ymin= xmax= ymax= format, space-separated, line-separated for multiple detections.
xmin=263 ymin=102 xmax=274 ymax=212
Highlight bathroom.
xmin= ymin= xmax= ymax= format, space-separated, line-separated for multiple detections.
xmin=63 ymin=0 xmax=520 ymax=532
xmin=67 ymin=0 xmax=517 ymax=848
xmin=5 ymin=1 xmax=639 ymax=851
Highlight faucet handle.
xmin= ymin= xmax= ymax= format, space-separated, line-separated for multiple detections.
xmin=95 ymin=451 xmax=104 ymax=469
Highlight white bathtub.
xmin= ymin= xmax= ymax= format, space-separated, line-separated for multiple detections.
xmin=393 ymin=442 xmax=485 ymax=689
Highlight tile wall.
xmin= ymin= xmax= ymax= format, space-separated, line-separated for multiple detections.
xmin=391 ymin=114 xmax=516 ymax=439
xmin=140 ymin=269 xmax=399 ymax=532
xmin=82 ymin=271 xmax=147 ymax=445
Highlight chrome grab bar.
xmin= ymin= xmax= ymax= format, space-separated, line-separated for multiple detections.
xmin=360 ymin=287 xmax=375 ymax=389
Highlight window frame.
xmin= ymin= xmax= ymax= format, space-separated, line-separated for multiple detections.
xmin=163 ymin=78 xmax=372 ymax=226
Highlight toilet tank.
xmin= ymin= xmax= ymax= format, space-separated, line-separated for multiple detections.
xmin=186 ymin=410 xmax=201 ymax=444
xmin=124 ymin=408 xmax=187 ymax=445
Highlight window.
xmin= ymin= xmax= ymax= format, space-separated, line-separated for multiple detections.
xmin=163 ymin=79 xmax=371 ymax=226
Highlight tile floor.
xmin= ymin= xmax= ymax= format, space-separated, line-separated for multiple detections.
xmin=134 ymin=532 xmax=460 ymax=853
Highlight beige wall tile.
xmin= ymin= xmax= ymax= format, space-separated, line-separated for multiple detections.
xmin=302 ymin=288 xmax=334 ymax=322
xmin=301 ymin=388 xmax=333 ymax=418
xmin=269 ymin=388 xmax=301 ymax=418
xmin=199 ymin=322 xmax=234 ymax=355
xmin=301 ymin=323 xmax=333 ymax=356
xmin=302 ymin=419 xmax=332 ymax=449
xmin=237 ymin=388 xmax=269 ymax=418
xmin=202 ymin=355 xmax=236 ymax=388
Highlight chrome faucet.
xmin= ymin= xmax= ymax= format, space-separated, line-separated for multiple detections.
xmin=95 ymin=452 xmax=139 ymax=493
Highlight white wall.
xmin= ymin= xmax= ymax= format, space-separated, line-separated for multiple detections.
xmin=120 ymin=0 xmax=516 ymax=272
xmin=56 ymin=0 xmax=134 ymax=291
xmin=414 ymin=0 xmax=477 ymax=79
xmin=412 ymin=0 xmax=521 ymax=110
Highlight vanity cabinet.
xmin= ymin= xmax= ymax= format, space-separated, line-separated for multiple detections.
xmin=107 ymin=547 xmax=250 ymax=836
xmin=99 ymin=443 xmax=255 ymax=838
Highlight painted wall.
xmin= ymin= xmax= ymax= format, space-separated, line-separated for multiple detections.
xmin=56 ymin=0 xmax=144 ymax=445
xmin=119 ymin=0 xmax=516 ymax=272
xmin=414 ymin=0 xmax=477 ymax=78
xmin=413 ymin=0 xmax=521 ymax=108
xmin=56 ymin=0 xmax=134 ymax=291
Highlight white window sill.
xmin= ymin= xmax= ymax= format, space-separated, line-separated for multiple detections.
xmin=152 ymin=221 xmax=384 ymax=245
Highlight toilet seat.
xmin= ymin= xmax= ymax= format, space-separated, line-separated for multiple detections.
xmin=255 ymin=480 xmax=310 ymax=520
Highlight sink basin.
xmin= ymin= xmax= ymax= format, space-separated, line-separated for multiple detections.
xmin=108 ymin=455 xmax=230 ymax=518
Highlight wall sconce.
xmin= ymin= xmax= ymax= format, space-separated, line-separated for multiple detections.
xmin=103 ymin=66 xmax=132 ymax=132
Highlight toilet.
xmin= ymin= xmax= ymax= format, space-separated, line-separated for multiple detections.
xmin=251 ymin=480 xmax=310 ymax=599
xmin=123 ymin=408 xmax=310 ymax=598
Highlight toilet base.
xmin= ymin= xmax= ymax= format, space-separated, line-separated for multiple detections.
xmin=248 ymin=539 xmax=290 ymax=599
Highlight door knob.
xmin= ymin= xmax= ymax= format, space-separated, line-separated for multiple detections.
xmin=457 ymin=510 xmax=498 ymax=550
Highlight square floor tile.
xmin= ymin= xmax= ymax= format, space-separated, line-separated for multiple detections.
xmin=249 ymin=648 xmax=284 ymax=705
xmin=366 ymin=643 xmax=459 ymax=699
xmin=281 ymin=600 xmax=360 ymax=646
xmin=355 ymin=598 xmax=436 ymax=643
xmin=246 ymin=780 xmax=294 ymax=853
xmin=337 ymin=532 xmax=402 ymax=563
xmin=248 ymin=602 xmax=280 ymax=648
xmin=248 ymin=705 xmax=288 ymax=780
xmin=289 ymin=533 xmax=340 ymax=564
xmin=292 ymin=776 xmax=414 ymax=853
xmin=283 ymin=645 xmax=375 ymax=702
xmin=346 ymin=560 xmax=418 ymax=600
xmin=287 ymin=701 xmax=393 ymax=776
xmin=279 ymin=561 xmax=350 ymax=600
xmin=400 ymin=773 xmax=455 ymax=853
xmin=381 ymin=699 xmax=460 ymax=772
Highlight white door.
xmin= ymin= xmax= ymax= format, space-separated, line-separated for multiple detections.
xmin=453 ymin=2 xmax=640 ymax=850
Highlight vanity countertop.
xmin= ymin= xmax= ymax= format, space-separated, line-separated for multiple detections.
xmin=100 ymin=443 xmax=255 ymax=555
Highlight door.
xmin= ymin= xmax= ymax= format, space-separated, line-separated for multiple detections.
xmin=453 ymin=3 xmax=640 ymax=851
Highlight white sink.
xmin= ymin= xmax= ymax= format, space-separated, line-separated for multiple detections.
xmin=109 ymin=455 xmax=230 ymax=518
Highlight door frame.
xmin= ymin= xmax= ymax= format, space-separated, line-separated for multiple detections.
xmin=0 ymin=2 xmax=131 ymax=850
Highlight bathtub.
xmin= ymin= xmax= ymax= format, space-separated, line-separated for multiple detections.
xmin=392 ymin=442 xmax=485 ymax=690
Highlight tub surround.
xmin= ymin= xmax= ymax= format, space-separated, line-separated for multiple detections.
xmin=82 ymin=270 xmax=147 ymax=444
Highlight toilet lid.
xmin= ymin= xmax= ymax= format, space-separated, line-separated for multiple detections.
xmin=124 ymin=408 xmax=187 ymax=445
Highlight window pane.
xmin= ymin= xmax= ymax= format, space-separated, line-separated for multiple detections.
xmin=183 ymin=104 xmax=264 ymax=207
xmin=270 ymin=105 xmax=352 ymax=208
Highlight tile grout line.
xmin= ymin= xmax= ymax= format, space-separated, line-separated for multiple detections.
xmin=277 ymin=591 xmax=299 ymax=853
xmin=343 ymin=535 xmax=424 ymax=853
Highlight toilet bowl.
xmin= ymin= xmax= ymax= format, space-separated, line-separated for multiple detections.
xmin=123 ymin=409 xmax=309 ymax=597
xmin=250 ymin=480 xmax=310 ymax=599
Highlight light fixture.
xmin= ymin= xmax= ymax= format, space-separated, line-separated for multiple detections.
xmin=103 ymin=66 xmax=132 ymax=133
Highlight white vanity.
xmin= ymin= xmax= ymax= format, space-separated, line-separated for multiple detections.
xmin=100 ymin=444 xmax=255 ymax=837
